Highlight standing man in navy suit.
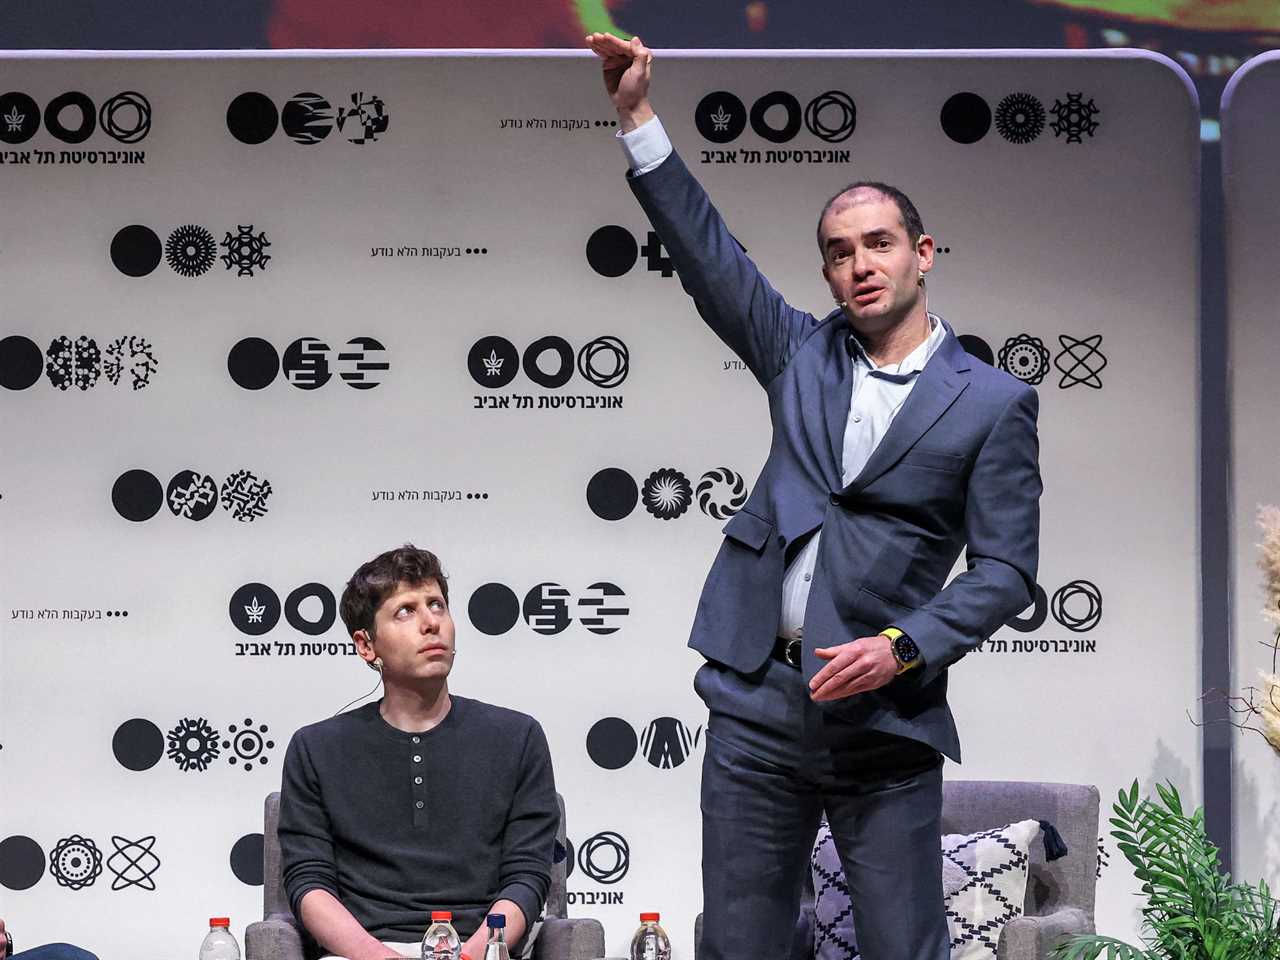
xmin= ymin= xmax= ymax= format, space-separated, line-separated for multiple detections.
xmin=586 ymin=33 xmax=1043 ymax=960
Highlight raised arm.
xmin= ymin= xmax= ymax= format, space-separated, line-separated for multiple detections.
xmin=586 ymin=32 xmax=819 ymax=386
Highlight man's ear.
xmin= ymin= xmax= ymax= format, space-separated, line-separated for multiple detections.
xmin=354 ymin=628 xmax=374 ymax=662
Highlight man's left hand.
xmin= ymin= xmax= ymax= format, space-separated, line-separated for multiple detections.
xmin=809 ymin=634 xmax=898 ymax=701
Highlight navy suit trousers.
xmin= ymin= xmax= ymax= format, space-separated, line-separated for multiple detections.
xmin=695 ymin=658 xmax=950 ymax=960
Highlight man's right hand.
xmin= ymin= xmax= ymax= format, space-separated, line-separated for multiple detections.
xmin=585 ymin=32 xmax=655 ymax=132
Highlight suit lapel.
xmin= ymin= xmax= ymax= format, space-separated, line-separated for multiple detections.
xmin=822 ymin=327 xmax=855 ymax=488
xmin=844 ymin=323 xmax=972 ymax=493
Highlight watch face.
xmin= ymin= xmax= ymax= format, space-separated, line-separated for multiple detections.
xmin=894 ymin=634 xmax=920 ymax=663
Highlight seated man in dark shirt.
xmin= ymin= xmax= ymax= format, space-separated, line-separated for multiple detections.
xmin=279 ymin=544 xmax=558 ymax=960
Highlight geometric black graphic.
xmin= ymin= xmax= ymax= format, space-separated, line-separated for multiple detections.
xmin=940 ymin=92 xmax=992 ymax=145
xmin=585 ymin=225 xmax=639 ymax=278
xmin=112 ymin=469 xmax=164 ymax=522
xmin=1049 ymin=93 xmax=1100 ymax=144
xmin=694 ymin=91 xmax=747 ymax=144
xmin=640 ymin=231 xmax=674 ymax=278
xmin=229 ymin=582 xmax=282 ymax=636
xmin=587 ymin=468 xmax=638 ymax=521
xmin=282 ymin=337 xmax=332 ymax=389
xmin=221 ymin=719 xmax=275 ymax=770
xmin=576 ymin=336 xmax=629 ymax=389
xmin=226 ymin=92 xmax=279 ymax=145
xmin=639 ymin=717 xmax=698 ymax=769
xmin=336 ymin=91 xmax=389 ymax=144
xmin=230 ymin=833 xmax=265 ymax=886
xmin=166 ymin=717 xmax=221 ymax=772
xmin=0 ymin=335 xmax=44 ymax=390
xmin=0 ymin=91 xmax=40 ymax=145
xmin=749 ymin=91 xmax=802 ymax=144
xmin=1050 ymin=579 xmax=1102 ymax=633
xmin=994 ymin=93 xmax=1045 ymax=145
xmin=1004 ymin=583 xmax=1048 ymax=633
xmin=104 ymin=335 xmax=158 ymax=390
xmin=227 ymin=337 xmax=281 ymax=390
xmin=577 ymin=830 xmax=630 ymax=884
xmin=577 ymin=582 xmax=629 ymax=635
xmin=220 ymin=225 xmax=272 ymax=277
xmin=336 ymin=336 xmax=388 ymax=389
xmin=107 ymin=835 xmax=160 ymax=890
xmin=467 ymin=336 xmax=520 ymax=389
xmin=957 ymin=334 xmax=994 ymax=367
xmin=98 ymin=92 xmax=151 ymax=144
xmin=220 ymin=469 xmax=273 ymax=521
xmin=469 ymin=582 xmax=521 ymax=636
xmin=696 ymin=467 xmax=747 ymax=519
xmin=284 ymin=582 xmax=337 ymax=636
xmin=522 ymin=337 xmax=575 ymax=389
xmin=522 ymin=582 xmax=572 ymax=635
xmin=49 ymin=835 xmax=102 ymax=890
xmin=586 ymin=717 xmax=638 ymax=770
xmin=166 ymin=470 xmax=219 ymax=521
xmin=45 ymin=335 xmax=101 ymax=391
xmin=997 ymin=334 xmax=1050 ymax=386
xmin=165 ymin=225 xmax=217 ymax=278
xmin=111 ymin=224 xmax=163 ymax=278
xmin=1054 ymin=334 xmax=1106 ymax=389
xmin=0 ymin=835 xmax=46 ymax=891
xmin=642 ymin=468 xmax=692 ymax=520
xmin=804 ymin=91 xmax=856 ymax=143
xmin=281 ymin=92 xmax=334 ymax=145
xmin=112 ymin=718 xmax=165 ymax=771
xmin=44 ymin=92 xmax=95 ymax=144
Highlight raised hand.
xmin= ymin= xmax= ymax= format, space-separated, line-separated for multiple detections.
xmin=584 ymin=32 xmax=655 ymax=132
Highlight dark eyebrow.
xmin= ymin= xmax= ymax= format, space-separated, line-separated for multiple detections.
xmin=862 ymin=228 xmax=893 ymax=241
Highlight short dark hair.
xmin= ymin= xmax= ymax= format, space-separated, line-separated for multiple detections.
xmin=816 ymin=181 xmax=924 ymax=256
xmin=339 ymin=543 xmax=449 ymax=640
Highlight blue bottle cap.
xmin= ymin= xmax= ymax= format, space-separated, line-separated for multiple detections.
xmin=487 ymin=914 xmax=506 ymax=928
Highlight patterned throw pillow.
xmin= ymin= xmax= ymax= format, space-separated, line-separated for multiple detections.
xmin=811 ymin=818 xmax=1044 ymax=960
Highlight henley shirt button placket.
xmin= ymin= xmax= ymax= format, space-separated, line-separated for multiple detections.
xmin=411 ymin=744 xmax=428 ymax=826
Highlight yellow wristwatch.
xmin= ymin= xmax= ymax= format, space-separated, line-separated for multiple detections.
xmin=880 ymin=626 xmax=921 ymax=674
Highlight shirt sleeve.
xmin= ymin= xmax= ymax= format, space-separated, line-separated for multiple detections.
xmin=278 ymin=729 xmax=340 ymax=918
xmin=495 ymin=720 xmax=558 ymax=931
xmin=617 ymin=114 xmax=673 ymax=176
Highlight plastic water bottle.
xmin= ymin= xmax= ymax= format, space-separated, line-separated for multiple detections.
xmin=198 ymin=918 xmax=241 ymax=960
xmin=421 ymin=910 xmax=461 ymax=960
xmin=629 ymin=913 xmax=670 ymax=960
xmin=481 ymin=913 xmax=510 ymax=960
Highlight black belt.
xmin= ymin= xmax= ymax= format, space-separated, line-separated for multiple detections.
xmin=772 ymin=635 xmax=802 ymax=670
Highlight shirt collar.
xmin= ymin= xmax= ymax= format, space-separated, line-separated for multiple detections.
xmin=846 ymin=313 xmax=944 ymax=376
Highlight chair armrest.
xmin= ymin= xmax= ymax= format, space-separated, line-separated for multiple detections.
xmin=997 ymin=907 xmax=1091 ymax=960
xmin=246 ymin=914 xmax=306 ymax=960
xmin=532 ymin=917 xmax=606 ymax=960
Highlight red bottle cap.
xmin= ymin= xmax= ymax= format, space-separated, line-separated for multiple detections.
xmin=431 ymin=911 xmax=453 ymax=922
xmin=209 ymin=918 xmax=230 ymax=927
xmin=639 ymin=913 xmax=660 ymax=922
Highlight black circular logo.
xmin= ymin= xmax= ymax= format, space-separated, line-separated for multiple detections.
xmin=695 ymin=91 xmax=747 ymax=144
xmin=166 ymin=470 xmax=219 ymax=521
xmin=165 ymin=225 xmax=217 ymax=278
xmin=804 ymin=91 xmax=856 ymax=143
xmin=227 ymin=92 xmax=279 ymax=144
xmin=696 ymin=468 xmax=747 ymax=519
xmin=577 ymin=831 xmax=630 ymax=884
xmin=0 ymin=335 xmax=43 ymax=390
xmin=112 ymin=718 xmax=165 ymax=772
xmin=998 ymin=334 xmax=1051 ymax=386
xmin=995 ymin=93 xmax=1046 ymax=145
xmin=1005 ymin=583 xmax=1048 ymax=633
xmin=750 ymin=91 xmax=802 ymax=144
xmin=522 ymin=336 xmax=574 ymax=389
xmin=957 ymin=334 xmax=993 ymax=367
xmin=587 ymin=468 xmax=638 ymax=521
xmin=576 ymin=336 xmax=629 ymax=389
xmin=229 ymin=582 xmax=282 ymax=636
xmin=230 ymin=833 xmax=265 ymax=886
xmin=0 ymin=836 xmax=46 ymax=891
xmin=469 ymin=582 xmax=521 ymax=636
xmin=1050 ymin=580 xmax=1102 ymax=633
xmin=285 ymin=583 xmax=337 ymax=636
xmin=642 ymin=468 xmax=692 ymax=520
xmin=640 ymin=717 xmax=697 ymax=768
xmin=0 ymin=91 xmax=40 ymax=144
xmin=940 ymin=92 xmax=991 ymax=145
xmin=112 ymin=469 xmax=163 ymax=522
xmin=282 ymin=337 xmax=332 ymax=389
xmin=111 ymin=224 xmax=163 ymax=278
xmin=585 ymin=226 xmax=638 ymax=278
xmin=523 ymin=583 xmax=572 ymax=635
xmin=281 ymin=92 xmax=334 ymax=144
xmin=98 ymin=91 xmax=151 ymax=144
xmin=467 ymin=336 xmax=520 ymax=388
xmin=228 ymin=337 xmax=280 ymax=390
xmin=586 ymin=717 xmax=638 ymax=770
xmin=44 ymin=91 xmax=95 ymax=144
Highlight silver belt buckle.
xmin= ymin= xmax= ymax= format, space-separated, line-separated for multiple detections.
xmin=784 ymin=638 xmax=802 ymax=668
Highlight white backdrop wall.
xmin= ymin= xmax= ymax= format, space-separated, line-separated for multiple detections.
xmin=0 ymin=50 xmax=1200 ymax=959
xmin=1221 ymin=52 xmax=1280 ymax=893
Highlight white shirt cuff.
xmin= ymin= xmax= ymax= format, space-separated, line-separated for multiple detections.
xmin=617 ymin=115 xmax=673 ymax=176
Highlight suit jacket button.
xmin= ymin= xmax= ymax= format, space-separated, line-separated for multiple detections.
xmin=829 ymin=493 xmax=840 ymax=505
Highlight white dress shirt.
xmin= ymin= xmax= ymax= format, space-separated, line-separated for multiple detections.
xmin=617 ymin=115 xmax=949 ymax=638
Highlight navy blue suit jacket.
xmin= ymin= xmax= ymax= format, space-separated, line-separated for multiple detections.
xmin=629 ymin=150 xmax=1042 ymax=762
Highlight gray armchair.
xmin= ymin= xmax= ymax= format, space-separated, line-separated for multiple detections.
xmin=694 ymin=780 xmax=1100 ymax=960
xmin=246 ymin=791 xmax=606 ymax=960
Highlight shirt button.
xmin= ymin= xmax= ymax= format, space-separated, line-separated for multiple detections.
xmin=415 ymin=800 xmax=424 ymax=809
xmin=413 ymin=755 xmax=421 ymax=763
xmin=804 ymin=573 xmax=812 ymax=582
xmin=829 ymin=494 xmax=840 ymax=505
xmin=415 ymin=776 xmax=423 ymax=785
xmin=412 ymin=736 xmax=420 ymax=743
xmin=853 ymin=415 xmax=862 ymax=423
